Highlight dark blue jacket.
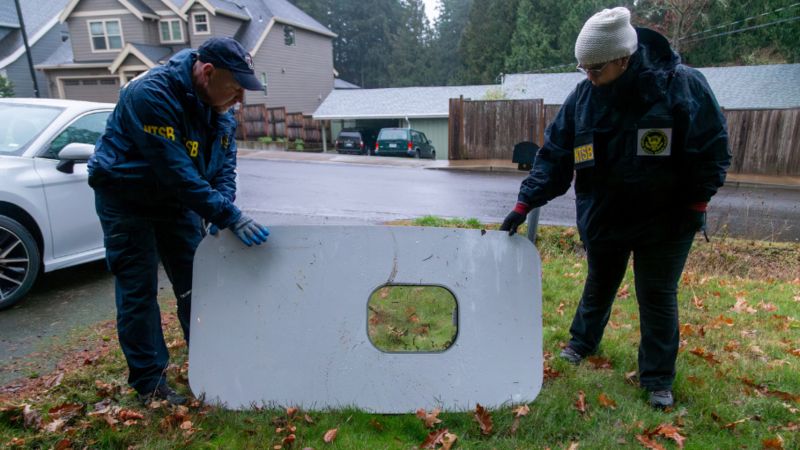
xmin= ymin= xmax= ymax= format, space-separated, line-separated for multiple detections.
xmin=518 ymin=28 xmax=731 ymax=247
xmin=88 ymin=49 xmax=240 ymax=228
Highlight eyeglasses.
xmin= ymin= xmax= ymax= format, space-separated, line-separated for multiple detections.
xmin=576 ymin=60 xmax=611 ymax=76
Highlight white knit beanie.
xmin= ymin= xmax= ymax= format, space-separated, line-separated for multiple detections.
xmin=575 ymin=7 xmax=638 ymax=66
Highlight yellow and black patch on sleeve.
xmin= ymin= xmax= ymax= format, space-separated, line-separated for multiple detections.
xmin=573 ymin=143 xmax=595 ymax=169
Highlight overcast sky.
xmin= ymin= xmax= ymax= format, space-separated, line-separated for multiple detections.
xmin=423 ymin=0 xmax=440 ymax=22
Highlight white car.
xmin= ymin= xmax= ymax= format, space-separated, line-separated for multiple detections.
xmin=0 ymin=98 xmax=114 ymax=309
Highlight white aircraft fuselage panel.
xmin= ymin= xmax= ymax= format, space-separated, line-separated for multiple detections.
xmin=189 ymin=226 xmax=542 ymax=413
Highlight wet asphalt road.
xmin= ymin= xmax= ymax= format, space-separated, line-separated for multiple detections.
xmin=1 ymin=157 xmax=798 ymax=384
xmin=236 ymin=158 xmax=800 ymax=243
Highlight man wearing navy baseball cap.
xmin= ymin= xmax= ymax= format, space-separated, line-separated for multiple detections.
xmin=88 ymin=36 xmax=270 ymax=406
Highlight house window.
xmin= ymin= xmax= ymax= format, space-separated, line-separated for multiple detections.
xmin=193 ymin=13 xmax=210 ymax=34
xmin=88 ymin=19 xmax=123 ymax=51
xmin=159 ymin=19 xmax=183 ymax=43
xmin=284 ymin=26 xmax=295 ymax=46
xmin=261 ymin=72 xmax=267 ymax=96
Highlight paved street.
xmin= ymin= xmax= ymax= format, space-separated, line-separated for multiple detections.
xmin=1 ymin=155 xmax=798 ymax=385
xmin=236 ymin=157 xmax=800 ymax=242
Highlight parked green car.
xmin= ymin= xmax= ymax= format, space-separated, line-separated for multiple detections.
xmin=374 ymin=128 xmax=436 ymax=159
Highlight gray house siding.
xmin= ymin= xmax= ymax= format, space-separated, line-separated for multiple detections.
xmin=68 ymin=12 xmax=142 ymax=62
xmin=250 ymin=25 xmax=333 ymax=114
xmin=69 ymin=0 xmax=162 ymax=62
xmin=407 ymin=118 xmax=449 ymax=160
xmin=44 ymin=66 xmax=120 ymax=101
xmin=187 ymin=6 xmax=244 ymax=48
xmin=4 ymin=24 xmax=64 ymax=97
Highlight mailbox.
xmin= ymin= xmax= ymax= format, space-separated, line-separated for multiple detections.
xmin=512 ymin=141 xmax=539 ymax=171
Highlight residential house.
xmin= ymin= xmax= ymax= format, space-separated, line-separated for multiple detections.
xmin=0 ymin=0 xmax=71 ymax=97
xmin=313 ymin=85 xmax=497 ymax=159
xmin=313 ymin=64 xmax=800 ymax=160
xmin=37 ymin=0 xmax=336 ymax=114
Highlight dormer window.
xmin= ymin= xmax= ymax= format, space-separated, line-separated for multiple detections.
xmin=159 ymin=19 xmax=183 ymax=43
xmin=193 ymin=13 xmax=210 ymax=34
xmin=89 ymin=19 xmax=123 ymax=52
xmin=284 ymin=26 xmax=295 ymax=46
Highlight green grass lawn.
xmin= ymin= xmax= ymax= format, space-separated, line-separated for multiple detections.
xmin=1 ymin=218 xmax=797 ymax=449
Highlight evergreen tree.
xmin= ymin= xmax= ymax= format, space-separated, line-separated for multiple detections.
xmin=429 ymin=0 xmax=474 ymax=85
xmin=388 ymin=0 xmax=432 ymax=86
xmin=457 ymin=0 xmax=521 ymax=84
xmin=0 ymin=75 xmax=13 ymax=98
xmin=505 ymin=0 xmax=567 ymax=73
xmin=672 ymin=0 xmax=800 ymax=65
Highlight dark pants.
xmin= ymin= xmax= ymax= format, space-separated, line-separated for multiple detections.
xmin=567 ymin=233 xmax=694 ymax=391
xmin=95 ymin=191 xmax=202 ymax=394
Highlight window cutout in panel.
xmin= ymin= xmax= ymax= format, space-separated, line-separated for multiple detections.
xmin=368 ymin=285 xmax=457 ymax=353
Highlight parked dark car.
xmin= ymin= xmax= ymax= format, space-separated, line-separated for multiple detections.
xmin=375 ymin=128 xmax=436 ymax=159
xmin=335 ymin=128 xmax=378 ymax=155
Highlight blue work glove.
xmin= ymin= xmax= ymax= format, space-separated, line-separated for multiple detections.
xmin=231 ymin=214 xmax=270 ymax=246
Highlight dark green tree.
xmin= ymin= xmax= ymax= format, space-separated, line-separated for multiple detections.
xmin=457 ymin=0 xmax=521 ymax=84
xmin=505 ymin=0 xmax=568 ymax=73
xmin=0 ymin=75 xmax=13 ymax=98
xmin=289 ymin=0 xmax=407 ymax=88
xmin=388 ymin=0 xmax=432 ymax=86
xmin=428 ymin=0 xmax=474 ymax=84
xmin=671 ymin=0 xmax=800 ymax=65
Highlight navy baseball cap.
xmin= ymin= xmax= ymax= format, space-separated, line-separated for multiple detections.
xmin=197 ymin=37 xmax=263 ymax=91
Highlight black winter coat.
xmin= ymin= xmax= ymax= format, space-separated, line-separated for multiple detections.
xmin=517 ymin=28 xmax=731 ymax=247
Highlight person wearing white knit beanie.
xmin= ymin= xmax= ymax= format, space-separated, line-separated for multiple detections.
xmin=501 ymin=6 xmax=731 ymax=411
xmin=574 ymin=7 xmax=639 ymax=86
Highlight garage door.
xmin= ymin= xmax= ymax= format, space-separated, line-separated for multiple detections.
xmin=62 ymin=78 xmax=120 ymax=103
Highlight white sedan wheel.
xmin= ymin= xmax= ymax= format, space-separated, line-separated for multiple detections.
xmin=0 ymin=216 xmax=41 ymax=309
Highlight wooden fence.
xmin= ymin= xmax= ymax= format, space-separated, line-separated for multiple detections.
xmin=448 ymin=98 xmax=545 ymax=160
xmin=235 ymin=104 xmax=329 ymax=143
xmin=450 ymin=99 xmax=799 ymax=176
xmin=725 ymin=108 xmax=800 ymax=176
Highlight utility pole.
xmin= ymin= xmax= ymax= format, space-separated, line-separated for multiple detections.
xmin=13 ymin=0 xmax=40 ymax=97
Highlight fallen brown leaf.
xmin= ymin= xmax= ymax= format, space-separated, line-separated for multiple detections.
xmin=574 ymin=391 xmax=587 ymax=415
xmin=416 ymin=408 xmax=442 ymax=428
xmin=54 ymin=438 xmax=73 ymax=450
xmin=474 ymin=403 xmax=493 ymax=435
xmin=587 ymin=356 xmax=612 ymax=369
xmin=732 ymin=297 xmax=757 ymax=314
xmin=323 ymin=428 xmax=338 ymax=443
xmin=617 ymin=284 xmax=630 ymax=299
xmin=420 ymin=428 xmax=448 ymax=449
xmin=689 ymin=347 xmax=720 ymax=365
xmin=365 ymin=419 xmax=382 ymax=432
xmin=598 ymin=393 xmax=617 ymax=409
xmin=118 ymin=409 xmax=145 ymax=421
xmin=654 ymin=424 xmax=685 ymax=449
xmin=510 ymin=405 xmax=530 ymax=434
xmin=636 ymin=434 xmax=666 ymax=450
xmin=722 ymin=418 xmax=748 ymax=430
xmin=762 ymin=436 xmax=784 ymax=449
xmin=724 ymin=340 xmax=740 ymax=352
xmin=441 ymin=432 xmax=457 ymax=450
xmin=513 ymin=404 xmax=530 ymax=418
xmin=43 ymin=418 xmax=66 ymax=433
